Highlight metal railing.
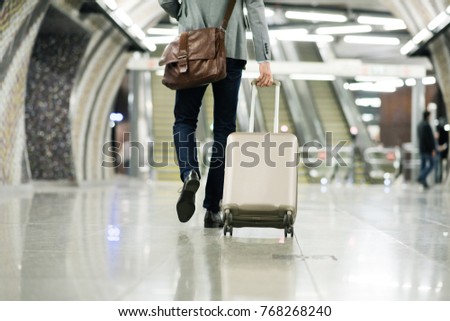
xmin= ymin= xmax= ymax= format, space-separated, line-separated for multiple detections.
xmin=364 ymin=146 xmax=402 ymax=184
xmin=299 ymin=145 xmax=355 ymax=184
xmin=400 ymin=143 xmax=421 ymax=182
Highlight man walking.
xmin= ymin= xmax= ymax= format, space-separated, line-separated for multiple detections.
xmin=417 ymin=111 xmax=437 ymax=189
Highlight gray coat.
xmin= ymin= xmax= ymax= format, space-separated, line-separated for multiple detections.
xmin=158 ymin=0 xmax=271 ymax=62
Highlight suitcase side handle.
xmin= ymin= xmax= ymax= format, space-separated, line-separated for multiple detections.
xmin=249 ymin=80 xmax=281 ymax=134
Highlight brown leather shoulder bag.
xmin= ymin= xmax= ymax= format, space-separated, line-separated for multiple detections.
xmin=159 ymin=0 xmax=236 ymax=90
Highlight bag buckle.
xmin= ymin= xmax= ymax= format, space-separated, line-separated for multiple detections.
xmin=178 ymin=54 xmax=188 ymax=73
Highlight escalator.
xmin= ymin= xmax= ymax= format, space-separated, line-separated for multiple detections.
xmin=291 ymin=42 xmax=367 ymax=184
xmin=150 ymin=72 xmax=179 ymax=181
xmin=292 ymin=42 xmax=351 ymax=145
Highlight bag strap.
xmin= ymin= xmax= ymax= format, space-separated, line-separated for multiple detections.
xmin=178 ymin=32 xmax=188 ymax=73
xmin=177 ymin=0 xmax=236 ymax=71
xmin=221 ymin=0 xmax=237 ymax=30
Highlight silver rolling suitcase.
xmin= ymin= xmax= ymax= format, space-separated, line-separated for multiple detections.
xmin=222 ymin=80 xmax=298 ymax=237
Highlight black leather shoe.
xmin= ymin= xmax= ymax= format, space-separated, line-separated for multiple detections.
xmin=176 ymin=170 xmax=200 ymax=223
xmin=204 ymin=210 xmax=224 ymax=228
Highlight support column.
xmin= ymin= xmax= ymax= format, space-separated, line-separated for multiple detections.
xmin=408 ymin=81 xmax=426 ymax=182
xmin=411 ymin=81 xmax=425 ymax=146
xmin=128 ymin=69 xmax=154 ymax=178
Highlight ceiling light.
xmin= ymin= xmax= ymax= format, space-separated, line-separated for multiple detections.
xmin=290 ymin=74 xmax=336 ymax=81
xmin=427 ymin=11 xmax=450 ymax=31
xmin=129 ymin=24 xmax=146 ymax=40
xmin=401 ymin=9 xmax=450 ymax=56
xmin=422 ymin=76 xmax=436 ymax=85
xmin=147 ymin=28 xmax=178 ymax=36
xmin=357 ymin=15 xmax=406 ymax=28
xmin=412 ymin=29 xmax=433 ymax=44
xmin=316 ymin=25 xmax=372 ymax=35
xmin=276 ymin=34 xmax=334 ymax=42
xmin=362 ymin=114 xmax=375 ymax=122
xmin=344 ymin=35 xmax=400 ymax=45
xmin=355 ymin=76 xmax=398 ymax=82
xmin=383 ymin=23 xmax=407 ymax=31
xmin=405 ymin=78 xmax=417 ymax=86
xmin=355 ymin=98 xmax=382 ymax=108
xmin=355 ymin=77 xmax=404 ymax=87
xmin=385 ymin=79 xmax=404 ymax=87
xmin=265 ymin=8 xmax=275 ymax=18
xmin=110 ymin=113 xmax=124 ymax=122
xmin=269 ymin=28 xmax=308 ymax=39
xmin=285 ymin=10 xmax=347 ymax=23
xmin=400 ymin=40 xmax=416 ymax=55
xmin=142 ymin=38 xmax=157 ymax=52
xmin=114 ymin=8 xmax=133 ymax=27
xmin=344 ymin=82 xmax=396 ymax=92
xmin=148 ymin=36 xmax=175 ymax=44
xmin=102 ymin=0 xmax=118 ymax=11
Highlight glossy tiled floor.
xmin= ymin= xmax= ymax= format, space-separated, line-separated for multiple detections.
xmin=1 ymin=178 xmax=449 ymax=301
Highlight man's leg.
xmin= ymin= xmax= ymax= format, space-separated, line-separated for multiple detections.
xmin=173 ymin=85 xmax=208 ymax=180
xmin=173 ymin=85 xmax=207 ymax=222
xmin=435 ymin=153 xmax=442 ymax=183
xmin=418 ymin=153 xmax=427 ymax=183
xmin=423 ymin=154 xmax=435 ymax=183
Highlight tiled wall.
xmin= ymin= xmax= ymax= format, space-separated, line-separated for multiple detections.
xmin=0 ymin=0 xmax=49 ymax=185
xmin=0 ymin=0 xmax=129 ymax=185
xmin=25 ymin=32 xmax=90 ymax=180
xmin=72 ymin=31 xmax=130 ymax=181
xmin=87 ymin=51 xmax=131 ymax=181
xmin=71 ymin=32 xmax=128 ymax=182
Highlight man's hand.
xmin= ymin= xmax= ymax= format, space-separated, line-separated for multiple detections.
xmin=256 ymin=62 xmax=273 ymax=87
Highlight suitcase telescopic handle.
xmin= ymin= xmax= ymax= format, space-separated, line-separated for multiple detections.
xmin=249 ymin=80 xmax=281 ymax=134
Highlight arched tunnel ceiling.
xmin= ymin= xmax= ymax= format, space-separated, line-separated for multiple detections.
xmin=116 ymin=0 xmax=165 ymax=30
xmin=107 ymin=0 xmax=432 ymax=63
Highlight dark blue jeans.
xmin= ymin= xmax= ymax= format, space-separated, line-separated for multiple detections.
xmin=173 ymin=58 xmax=246 ymax=212
xmin=418 ymin=153 xmax=435 ymax=183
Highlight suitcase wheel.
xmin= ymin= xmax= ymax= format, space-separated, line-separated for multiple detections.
xmin=224 ymin=224 xmax=233 ymax=236
xmin=223 ymin=209 xmax=233 ymax=236
xmin=283 ymin=211 xmax=294 ymax=238
xmin=284 ymin=226 xmax=294 ymax=238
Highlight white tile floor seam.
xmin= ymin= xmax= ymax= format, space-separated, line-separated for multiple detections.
xmin=0 ymin=178 xmax=449 ymax=301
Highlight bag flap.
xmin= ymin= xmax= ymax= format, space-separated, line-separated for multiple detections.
xmin=159 ymin=28 xmax=222 ymax=66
